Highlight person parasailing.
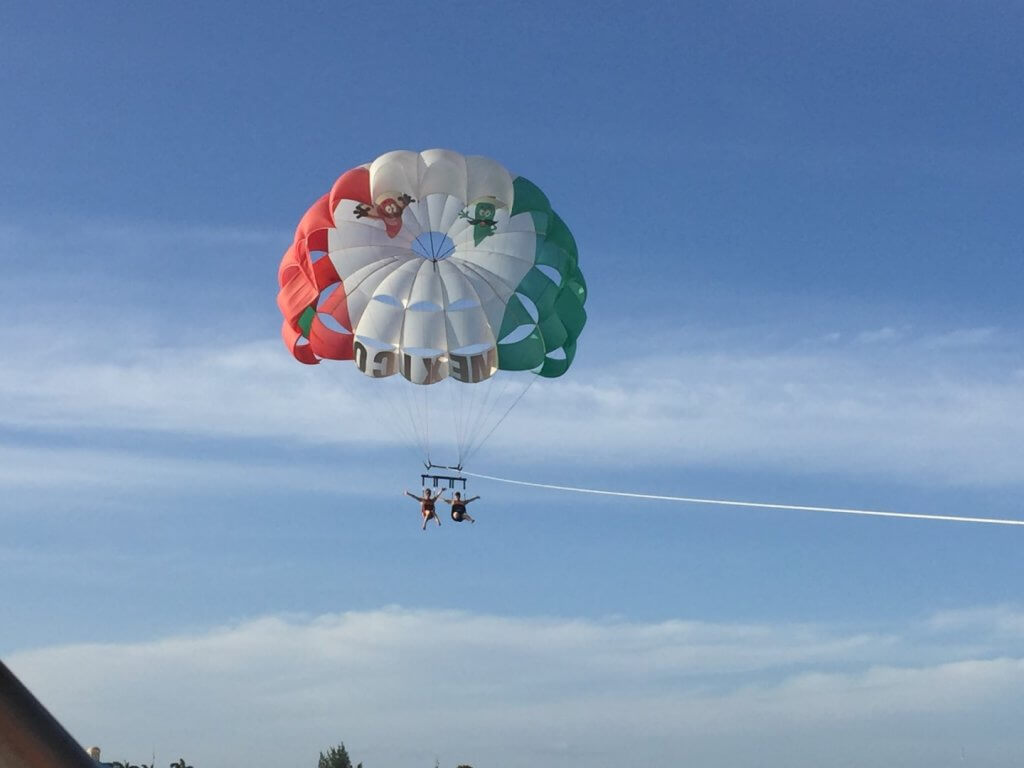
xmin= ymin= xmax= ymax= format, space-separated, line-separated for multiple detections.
xmin=442 ymin=491 xmax=479 ymax=523
xmin=405 ymin=488 xmax=443 ymax=530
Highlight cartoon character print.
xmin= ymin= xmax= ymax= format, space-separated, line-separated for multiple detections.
xmin=459 ymin=199 xmax=499 ymax=246
xmin=354 ymin=193 xmax=415 ymax=238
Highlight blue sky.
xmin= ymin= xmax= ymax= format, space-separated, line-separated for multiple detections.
xmin=2 ymin=1 xmax=1023 ymax=766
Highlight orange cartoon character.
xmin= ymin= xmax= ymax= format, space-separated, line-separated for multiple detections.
xmin=354 ymin=193 xmax=415 ymax=238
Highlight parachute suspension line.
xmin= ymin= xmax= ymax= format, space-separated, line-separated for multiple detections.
xmin=459 ymin=374 xmax=492 ymax=466
xmin=466 ymin=368 xmax=540 ymax=464
xmin=390 ymin=268 xmax=430 ymax=463
xmin=385 ymin=404 xmax=427 ymax=468
xmin=397 ymin=376 xmax=429 ymax=463
xmin=418 ymin=378 xmax=432 ymax=466
xmin=376 ymin=380 xmax=421 ymax=464
xmin=421 ymin=378 xmax=433 ymax=463
xmin=408 ymin=378 xmax=427 ymax=466
xmin=398 ymin=383 xmax=431 ymax=464
xmin=403 ymin=382 xmax=425 ymax=460
xmin=454 ymin=380 xmax=479 ymax=466
xmin=461 ymin=373 xmax=509 ymax=464
xmin=452 ymin=381 xmax=462 ymax=463
xmin=463 ymin=372 xmax=540 ymax=466
xmin=394 ymin=381 xmax=418 ymax=458
xmin=461 ymin=381 xmax=474 ymax=464
xmin=455 ymin=379 xmax=469 ymax=466
xmin=423 ymin=379 xmax=431 ymax=465
xmin=328 ymin=366 xmax=423 ymax=466
xmin=478 ymin=371 xmax=519 ymax=445
xmin=461 ymin=472 xmax=1024 ymax=527
xmin=467 ymin=373 xmax=501 ymax=460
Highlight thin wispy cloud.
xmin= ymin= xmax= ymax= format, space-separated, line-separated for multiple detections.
xmin=927 ymin=606 xmax=1024 ymax=637
xmin=854 ymin=326 xmax=907 ymax=345
xmin=0 ymin=219 xmax=288 ymax=258
xmin=0 ymin=442 xmax=371 ymax=496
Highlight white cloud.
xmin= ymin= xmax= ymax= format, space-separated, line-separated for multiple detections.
xmin=0 ymin=219 xmax=286 ymax=256
xmin=0 ymin=337 xmax=395 ymax=447
xmin=2 ymin=221 xmax=1022 ymax=489
xmin=0 ymin=442 xmax=381 ymax=497
xmin=923 ymin=327 xmax=1001 ymax=349
xmin=7 ymin=607 xmax=1024 ymax=768
xmin=1 ymin=324 xmax=1023 ymax=489
xmin=854 ymin=326 xmax=906 ymax=344
xmin=926 ymin=605 xmax=1024 ymax=637
xmin=497 ymin=334 xmax=1024 ymax=487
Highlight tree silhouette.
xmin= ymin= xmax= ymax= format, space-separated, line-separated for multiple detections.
xmin=318 ymin=743 xmax=361 ymax=768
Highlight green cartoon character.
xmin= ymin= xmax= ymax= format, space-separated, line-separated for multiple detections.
xmin=459 ymin=198 xmax=500 ymax=246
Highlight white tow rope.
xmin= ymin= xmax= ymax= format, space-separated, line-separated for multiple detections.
xmin=462 ymin=471 xmax=1024 ymax=527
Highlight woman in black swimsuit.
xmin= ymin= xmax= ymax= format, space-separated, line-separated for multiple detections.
xmin=442 ymin=491 xmax=479 ymax=523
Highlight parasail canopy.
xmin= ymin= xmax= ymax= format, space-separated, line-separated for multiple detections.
xmin=277 ymin=149 xmax=587 ymax=465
